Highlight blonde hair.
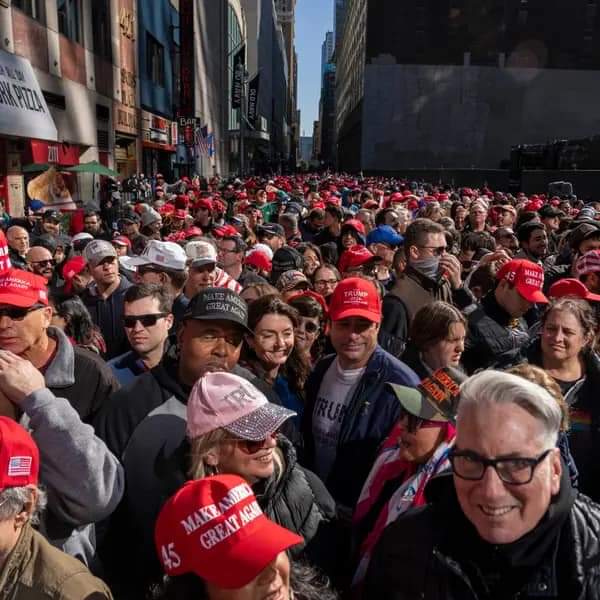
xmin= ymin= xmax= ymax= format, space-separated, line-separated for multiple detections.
xmin=506 ymin=364 xmax=570 ymax=432
xmin=189 ymin=429 xmax=286 ymax=481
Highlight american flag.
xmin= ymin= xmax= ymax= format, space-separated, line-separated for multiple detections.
xmin=195 ymin=125 xmax=210 ymax=156
xmin=8 ymin=456 xmax=32 ymax=477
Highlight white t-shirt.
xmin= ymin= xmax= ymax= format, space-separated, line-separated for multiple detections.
xmin=312 ymin=358 xmax=366 ymax=481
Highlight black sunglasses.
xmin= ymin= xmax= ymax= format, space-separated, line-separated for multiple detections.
xmin=296 ymin=321 xmax=320 ymax=334
xmin=0 ymin=304 xmax=45 ymax=321
xmin=123 ymin=313 xmax=168 ymax=328
xmin=32 ymin=259 xmax=56 ymax=267
xmin=227 ymin=429 xmax=281 ymax=454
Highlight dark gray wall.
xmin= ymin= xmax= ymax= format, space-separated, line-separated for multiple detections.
xmin=360 ymin=64 xmax=600 ymax=171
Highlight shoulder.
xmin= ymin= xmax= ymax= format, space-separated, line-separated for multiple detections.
xmin=372 ymin=346 xmax=419 ymax=385
xmin=27 ymin=530 xmax=112 ymax=599
xmin=73 ymin=345 xmax=113 ymax=373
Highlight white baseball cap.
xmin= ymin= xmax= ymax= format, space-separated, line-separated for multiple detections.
xmin=128 ymin=240 xmax=187 ymax=271
xmin=185 ymin=241 xmax=217 ymax=267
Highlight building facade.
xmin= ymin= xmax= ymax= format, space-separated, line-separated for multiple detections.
xmin=337 ymin=0 xmax=600 ymax=172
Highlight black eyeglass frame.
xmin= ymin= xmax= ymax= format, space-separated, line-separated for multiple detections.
xmin=449 ymin=448 xmax=554 ymax=485
xmin=123 ymin=313 xmax=169 ymax=328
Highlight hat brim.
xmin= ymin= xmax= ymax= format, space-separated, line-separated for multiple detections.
xmin=517 ymin=284 xmax=548 ymax=304
xmin=126 ymin=256 xmax=152 ymax=267
xmin=223 ymin=403 xmax=296 ymax=441
xmin=388 ymin=384 xmax=447 ymax=422
xmin=584 ymin=289 xmax=600 ymax=301
xmin=330 ymin=307 xmax=381 ymax=324
xmin=0 ymin=293 xmax=41 ymax=308
xmin=195 ymin=515 xmax=303 ymax=589
xmin=190 ymin=258 xmax=217 ymax=267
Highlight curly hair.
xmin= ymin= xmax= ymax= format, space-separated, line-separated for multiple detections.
xmin=541 ymin=297 xmax=597 ymax=352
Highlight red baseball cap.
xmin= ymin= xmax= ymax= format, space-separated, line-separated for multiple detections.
xmin=496 ymin=259 xmax=548 ymax=303
xmin=0 ymin=268 xmax=48 ymax=307
xmin=184 ymin=226 xmax=204 ymax=239
xmin=154 ymin=475 xmax=303 ymax=588
xmin=549 ymin=278 xmax=600 ymax=302
xmin=0 ymin=231 xmax=11 ymax=276
xmin=341 ymin=219 xmax=366 ymax=236
xmin=0 ymin=417 xmax=39 ymax=490
xmin=195 ymin=198 xmax=214 ymax=211
xmin=61 ymin=256 xmax=87 ymax=294
xmin=245 ymin=249 xmax=272 ymax=273
xmin=111 ymin=235 xmax=131 ymax=248
xmin=328 ymin=277 xmax=381 ymax=323
xmin=338 ymin=245 xmax=381 ymax=274
xmin=213 ymin=224 xmax=239 ymax=238
xmin=173 ymin=209 xmax=188 ymax=220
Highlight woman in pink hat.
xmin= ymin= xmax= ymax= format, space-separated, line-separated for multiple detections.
xmin=185 ymin=372 xmax=336 ymax=576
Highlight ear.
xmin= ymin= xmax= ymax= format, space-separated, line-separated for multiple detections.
xmin=408 ymin=244 xmax=420 ymax=261
xmin=550 ymin=447 xmax=562 ymax=496
xmin=244 ymin=333 xmax=256 ymax=351
xmin=165 ymin=313 xmax=175 ymax=330
xmin=204 ymin=447 xmax=221 ymax=467
xmin=40 ymin=306 xmax=53 ymax=328
xmin=14 ymin=487 xmax=38 ymax=529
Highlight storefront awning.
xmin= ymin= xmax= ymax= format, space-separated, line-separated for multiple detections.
xmin=0 ymin=49 xmax=57 ymax=142
xmin=28 ymin=140 xmax=79 ymax=166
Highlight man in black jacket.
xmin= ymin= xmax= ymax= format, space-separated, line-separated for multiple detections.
xmin=81 ymin=239 xmax=132 ymax=358
xmin=94 ymin=287 xmax=287 ymax=598
xmin=463 ymin=258 xmax=548 ymax=373
xmin=365 ymin=370 xmax=600 ymax=600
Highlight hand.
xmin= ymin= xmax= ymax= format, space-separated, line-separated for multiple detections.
xmin=0 ymin=351 xmax=46 ymax=405
xmin=478 ymin=250 xmax=511 ymax=269
xmin=439 ymin=254 xmax=462 ymax=289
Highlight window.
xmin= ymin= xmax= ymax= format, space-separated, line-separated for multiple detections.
xmin=147 ymin=34 xmax=165 ymax=87
xmin=57 ymin=0 xmax=82 ymax=44
xmin=12 ymin=0 xmax=45 ymax=24
xmin=92 ymin=0 xmax=112 ymax=61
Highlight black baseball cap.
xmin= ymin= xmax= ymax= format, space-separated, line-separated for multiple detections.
xmin=183 ymin=288 xmax=251 ymax=333
xmin=570 ymin=223 xmax=600 ymax=250
xmin=539 ymin=205 xmax=563 ymax=219
xmin=258 ymin=224 xmax=285 ymax=238
xmin=42 ymin=210 xmax=61 ymax=223
xmin=270 ymin=246 xmax=304 ymax=284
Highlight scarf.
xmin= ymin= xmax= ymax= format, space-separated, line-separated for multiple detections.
xmin=352 ymin=423 xmax=456 ymax=586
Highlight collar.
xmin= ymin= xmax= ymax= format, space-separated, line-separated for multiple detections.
xmin=482 ymin=290 xmax=518 ymax=327
xmin=405 ymin=265 xmax=442 ymax=291
xmin=0 ymin=523 xmax=33 ymax=599
xmin=41 ymin=327 xmax=75 ymax=388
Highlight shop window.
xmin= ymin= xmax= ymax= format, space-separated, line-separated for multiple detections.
xmin=12 ymin=0 xmax=45 ymax=24
xmin=147 ymin=34 xmax=165 ymax=87
xmin=57 ymin=0 xmax=82 ymax=44
xmin=92 ymin=0 xmax=112 ymax=61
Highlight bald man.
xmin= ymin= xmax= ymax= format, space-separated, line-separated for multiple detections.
xmin=26 ymin=246 xmax=56 ymax=284
xmin=6 ymin=226 xmax=29 ymax=270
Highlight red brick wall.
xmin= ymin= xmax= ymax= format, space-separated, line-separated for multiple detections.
xmin=59 ymin=35 xmax=86 ymax=86
xmin=12 ymin=9 xmax=49 ymax=72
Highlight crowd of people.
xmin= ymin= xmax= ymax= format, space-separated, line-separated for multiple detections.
xmin=0 ymin=173 xmax=600 ymax=599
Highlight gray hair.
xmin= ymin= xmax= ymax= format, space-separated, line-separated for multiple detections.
xmin=0 ymin=485 xmax=47 ymax=526
xmin=459 ymin=370 xmax=561 ymax=448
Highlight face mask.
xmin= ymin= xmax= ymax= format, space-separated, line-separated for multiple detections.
xmin=411 ymin=256 xmax=440 ymax=280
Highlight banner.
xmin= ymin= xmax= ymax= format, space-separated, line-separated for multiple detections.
xmin=247 ymin=74 xmax=260 ymax=126
xmin=0 ymin=49 xmax=57 ymax=141
xmin=178 ymin=0 xmax=194 ymax=117
xmin=231 ymin=45 xmax=245 ymax=110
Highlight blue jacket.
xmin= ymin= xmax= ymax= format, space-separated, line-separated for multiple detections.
xmin=302 ymin=345 xmax=419 ymax=511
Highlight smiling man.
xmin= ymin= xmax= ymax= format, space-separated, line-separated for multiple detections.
xmin=303 ymin=277 xmax=418 ymax=512
xmin=365 ymin=370 xmax=600 ymax=599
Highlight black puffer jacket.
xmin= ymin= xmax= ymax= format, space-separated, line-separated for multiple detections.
xmin=463 ymin=291 xmax=531 ymax=373
xmin=365 ymin=478 xmax=600 ymax=600
xmin=258 ymin=435 xmax=337 ymax=568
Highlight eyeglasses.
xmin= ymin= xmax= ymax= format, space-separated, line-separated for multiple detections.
xmin=418 ymin=245 xmax=447 ymax=256
xmin=400 ymin=409 xmax=444 ymax=434
xmin=0 ymin=304 xmax=45 ymax=321
xmin=123 ymin=313 xmax=168 ymax=328
xmin=449 ymin=448 xmax=553 ymax=485
xmin=217 ymin=247 xmax=237 ymax=255
xmin=31 ymin=259 xmax=56 ymax=267
xmin=226 ymin=429 xmax=281 ymax=454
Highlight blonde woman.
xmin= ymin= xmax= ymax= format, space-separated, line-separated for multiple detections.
xmin=186 ymin=372 xmax=336 ymax=571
